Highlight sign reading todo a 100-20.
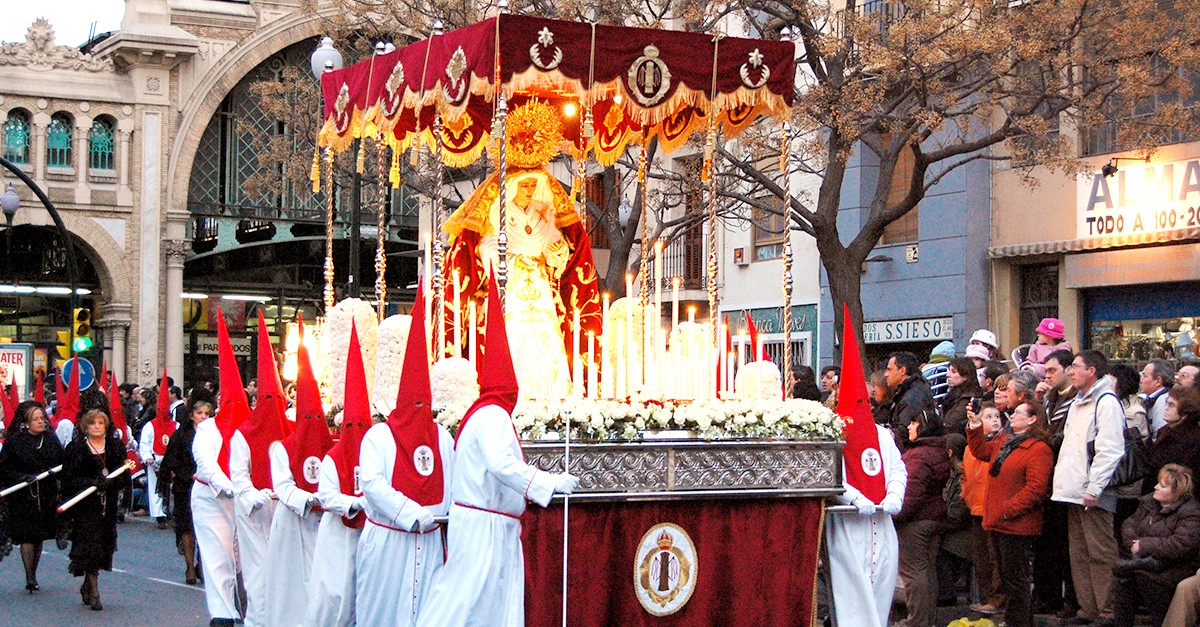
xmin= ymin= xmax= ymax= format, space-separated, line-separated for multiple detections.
xmin=1078 ymin=157 xmax=1200 ymax=239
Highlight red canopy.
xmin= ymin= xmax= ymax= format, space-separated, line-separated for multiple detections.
xmin=319 ymin=14 xmax=794 ymax=166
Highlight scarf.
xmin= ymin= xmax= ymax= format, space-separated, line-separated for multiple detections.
xmin=989 ymin=432 xmax=1031 ymax=477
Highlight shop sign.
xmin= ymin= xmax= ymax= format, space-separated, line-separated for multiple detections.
xmin=1078 ymin=157 xmax=1200 ymax=239
xmin=725 ymin=305 xmax=817 ymax=334
xmin=196 ymin=335 xmax=252 ymax=356
xmin=0 ymin=343 xmax=34 ymax=400
xmin=863 ymin=317 xmax=953 ymax=344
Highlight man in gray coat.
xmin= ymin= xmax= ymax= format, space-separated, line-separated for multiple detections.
xmin=1051 ymin=350 xmax=1125 ymax=624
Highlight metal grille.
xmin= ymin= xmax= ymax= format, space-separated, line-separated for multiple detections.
xmin=3 ymin=110 xmax=31 ymax=164
xmin=88 ymin=118 xmax=115 ymax=170
xmin=186 ymin=41 xmax=327 ymax=222
xmin=47 ymin=114 xmax=73 ymax=167
xmin=1019 ymin=263 xmax=1058 ymax=343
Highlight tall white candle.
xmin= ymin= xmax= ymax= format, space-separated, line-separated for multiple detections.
xmin=688 ymin=306 xmax=696 ymax=325
xmin=625 ymin=277 xmax=634 ymax=396
xmin=468 ymin=300 xmax=477 ymax=366
xmin=587 ymin=331 xmax=597 ymax=400
xmin=671 ymin=277 xmax=680 ymax=332
xmin=738 ymin=330 xmax=748 ymax=370
xmin=572 ymin=309 xmax=581 ymax=397
xmin=452 ymin=270 xmax=462 ymax=359
xmin=601 ymin=293 xmax=611 ymax=399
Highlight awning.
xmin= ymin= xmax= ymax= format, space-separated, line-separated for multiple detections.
xmin=987 ymin=226 xmax=1200 ymax=258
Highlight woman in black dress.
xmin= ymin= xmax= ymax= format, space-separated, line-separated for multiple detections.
xmin=159 ymin=399 xmax=208 ymax=584
xmin=0 ymin=401 xmax=65 ymax=592
xmin=61 ymin=408 xmax=131 ymax=611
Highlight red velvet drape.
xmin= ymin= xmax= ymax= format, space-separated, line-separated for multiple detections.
xmin=522 ymin=498 xmax=823 ymax=626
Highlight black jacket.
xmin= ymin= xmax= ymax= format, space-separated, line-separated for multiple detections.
xmin=889 ymin=375 xmax=938 ymax=448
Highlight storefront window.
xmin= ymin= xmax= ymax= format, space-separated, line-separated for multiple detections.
xmin=1091 ymin=316 xmax=1198 ymax=363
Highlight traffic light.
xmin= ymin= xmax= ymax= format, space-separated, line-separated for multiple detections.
xmin=72 ymin=308 xmax=93 ymax=353
xmin=56 ymin=330 xmax=72 ymax=362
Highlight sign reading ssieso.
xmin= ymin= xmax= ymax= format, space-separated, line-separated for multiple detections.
xmin=863 ymin=317 xmax=954 ymax=344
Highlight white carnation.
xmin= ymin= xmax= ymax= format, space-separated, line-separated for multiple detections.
xmin=431 ymin=357 xmax=479 ymax=413
xmin=326 ymin=298 xmax=379 ymax=408
xmin=372 ymin=314 xmax=412 ymax=416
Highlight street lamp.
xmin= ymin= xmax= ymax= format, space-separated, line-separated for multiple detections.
xmin=309 ymin=37 xmax=343 ymax=80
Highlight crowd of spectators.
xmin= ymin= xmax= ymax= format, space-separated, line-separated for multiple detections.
xmin=868 ymin=319 xmax=1200 ymax=627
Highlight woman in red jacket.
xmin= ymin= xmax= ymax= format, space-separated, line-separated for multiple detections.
xmin=966 ymin=401 xmax=1054 ymax=627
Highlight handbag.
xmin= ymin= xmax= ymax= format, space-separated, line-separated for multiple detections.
xmin=1085 ymin=393 xmax=1153 ymax=488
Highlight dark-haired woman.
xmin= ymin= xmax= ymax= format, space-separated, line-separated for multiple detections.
xmin=966 ymin=401 xmax=1054 ymax=627
xmin=61 ymin=409 xmax=131 ymax=611
xmin=159 ymin=400 xmax=207 ymax=584
xmin=0 ymin=401 xmax=64 ymax=592
xmin=941 ymin=357 xmax=983 ymax=436
xmin=896 ymin=413 xmax=949 ymax=627
xmin=1147 ymin=386 xmax=1200 ymax=485
xmin=790 ymin=365 xmax=823 ymax=401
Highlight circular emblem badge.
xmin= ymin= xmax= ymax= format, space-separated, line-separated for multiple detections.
xmin=161 ymin=434 xmax=170 ymax=447
xmin=634 ymin=523 xmax=697 ymax=616
xmin=302 ymin=456 xmax=322 ymax=484
xmin=861 ymin=448 xmax=883 ymax=477
xmin=412 ymin=445 xmax=436 ymax=477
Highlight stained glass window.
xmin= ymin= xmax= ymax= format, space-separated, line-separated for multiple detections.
xmin=3 ymin=110 xmax=31 ymax=164
xmin=47 ymin=113 xmax=73 ymax=167
xmin=89 ymin=117 xmax=115 ymax=170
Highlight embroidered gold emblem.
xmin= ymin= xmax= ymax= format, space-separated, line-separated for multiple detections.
xmin=634 ymin=523 xmax=697 ymax=616
xmin=739 ymin=48 xmax=771 ymax=89
xmin=627 ymin=45 xmax=671 ymax=107
xmin=530 ymin=27 xmax=563 ymax=71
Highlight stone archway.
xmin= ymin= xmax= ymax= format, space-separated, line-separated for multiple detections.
xmin=165 ymin=10 xmax=340 ymax=221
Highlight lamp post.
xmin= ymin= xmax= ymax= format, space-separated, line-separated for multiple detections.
xmin=309 ymin=37 xmax=364 ymax=297
xmin=0 ymin=156 xmax=81 ymax=315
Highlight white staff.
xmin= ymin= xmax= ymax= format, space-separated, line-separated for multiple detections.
xmin=57 ymin=460 xmax=134 ymax=514
xmin=562 ymin=409 xmax=571 ymax=627
xmin=0 ymin=465 xmax=63 ymax=498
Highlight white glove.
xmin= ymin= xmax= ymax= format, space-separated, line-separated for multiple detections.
xmin=306 ymin=495 xmax=320 ymax=512
xmin=220 ymin=487 xmax=235 ymax=499
xmin=880 ymin=494 xmax=903 ymax=516
xmin=553 ymin=473 xmax=580 ymax=495
xmin=250 ymin=489 xmax=271 ymax=511
xmin=411 ymin=508 xmax=435 ymax=533
xmin=852 ymin=496 xmax=876 ymax=516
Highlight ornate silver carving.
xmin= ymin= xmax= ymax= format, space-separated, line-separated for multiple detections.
xmin=0 ymin=18 xmax=114 ymax=73
xmin=523 ymin=440 xmax=842 ymax=501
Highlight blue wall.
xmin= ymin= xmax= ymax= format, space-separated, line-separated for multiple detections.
xmin=817 ymin=137 xmax=992 ymax=366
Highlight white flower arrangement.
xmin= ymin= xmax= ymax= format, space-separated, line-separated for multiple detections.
xmin=372 ymin=314 xmax=412 ymax=416
xmin=326 ymin=298 xmax=379 ymax=408
xmin=430 ymin=357 xmax=478 ymax=429
xmin=734 ymin=360 xmax=784 ymax=400
xmin=432 ymin=396 xmax=843 ymax=442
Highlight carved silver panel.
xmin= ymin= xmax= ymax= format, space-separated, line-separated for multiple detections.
xmin=522 ymin=440 xmax=842 ymax=502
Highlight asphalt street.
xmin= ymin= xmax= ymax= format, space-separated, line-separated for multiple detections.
xmin=0 ymin=515 xmax=209 ymax=626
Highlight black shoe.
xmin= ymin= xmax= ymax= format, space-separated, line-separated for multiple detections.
xmin=55 ymin=527 xmax=70 ymax=551
xmin=25 ymin=581 xmax=38 ymax=593
xmin=156 ymin=517 xmax=168 ymax=529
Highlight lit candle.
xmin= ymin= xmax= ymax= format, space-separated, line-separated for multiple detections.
xmin=725 ymin=351 xmax=734 ymax=398
xmin=601 ymin=293 xmax=611 ymax=399
xmin=587 ymin=331 xmax=597 ymax=400
xmin=738 ymin=330 xmax=748 ymax=370
xmin=468 ymin=300 xmax=478 ymax=366
xmin=688 ymin=305 xmax=696 ymax=325
xmin=452 ymin=270 xmax=462 ymax=359
xmin=572 ymin=309 xmax=581 ymax=397
xmin=624 ymin=281 xmax=634 ymax=397
xmin=671 ymin=277 xmax=680 ymax=332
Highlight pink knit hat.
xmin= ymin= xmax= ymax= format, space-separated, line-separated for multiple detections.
xmin=1035 ymin=317 xmax=1065 ymax=340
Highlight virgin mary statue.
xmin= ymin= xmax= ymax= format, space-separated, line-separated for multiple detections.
xmin=441 ymin=100 xmax=602 ymax=400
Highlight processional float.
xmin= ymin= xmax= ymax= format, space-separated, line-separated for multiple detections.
xmin=314 ymin=12 xmax=842 ymax=624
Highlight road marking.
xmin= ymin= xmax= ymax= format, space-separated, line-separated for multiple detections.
xmin=146 ymin=576 xmax=204 ymax=591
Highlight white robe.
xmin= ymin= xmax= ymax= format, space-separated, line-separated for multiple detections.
xmin=825 ymin=424 xmax=907 ymax=627
xmin=264 ymin=441 xmax=321 ymax=627
xmin=229 ymin=430 xmax=278 ymax=627
xmin=139 ymin=422 xmax=168 ymax=518
xmin=191 ymin=418 xmax=241 ymax=621
xmin=356 ymin=422 xmax=454 ymax=627
xmin=303 ymin=455 xmax=366 ymax=627
xmin=418 ymin=405 xmax=557 ymax=627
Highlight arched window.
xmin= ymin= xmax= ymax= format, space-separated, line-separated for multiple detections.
xmin=47 ymin=112 xmax=73 ymax=167
xmin=89 ymin=116 xmax=116 ymax=170
xmin=3 ymin=109 xmax=32 ymax=164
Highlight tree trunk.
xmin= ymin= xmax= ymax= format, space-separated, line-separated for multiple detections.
xmin=815 ymin=239 xmax=867 ymax=374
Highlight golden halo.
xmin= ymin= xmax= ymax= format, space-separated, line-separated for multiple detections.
xmin=502 ymin=100 xmax=562 ymax=169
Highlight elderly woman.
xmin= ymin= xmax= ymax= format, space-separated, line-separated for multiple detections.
xmin=1147 ymin=386 xmax=1200 ymax=483
xmin=941 ymin=357 xmax=984 ymax=435
xmin=61 ymin=409 xmax=132 ymax=611
xmin=966 ymin=401 xmax=1054 ymax=627
xmin=896 ymin=412 xmax=949 ymax=627
xmin=1112 ymin=464 xmax=1200 ymax=627
xmin=0 ymin=401 xmax=65 ymax=593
